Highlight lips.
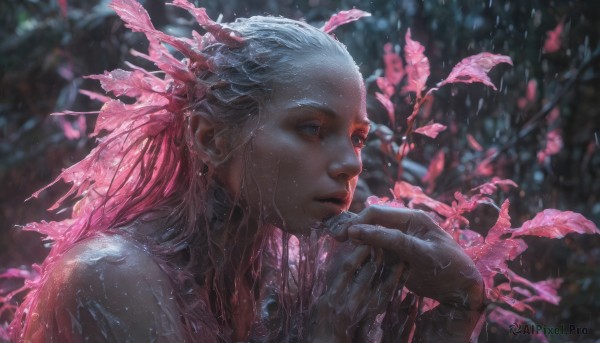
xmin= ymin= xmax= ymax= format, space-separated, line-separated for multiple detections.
xmin=316 ymin=191 xmax=351 ymax=209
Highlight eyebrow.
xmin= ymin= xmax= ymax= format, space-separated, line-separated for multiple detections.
xmin=287 ymin=100 xmax=371 ymax=127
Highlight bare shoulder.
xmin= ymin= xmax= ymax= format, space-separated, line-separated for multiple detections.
xmin=23 ymin=234 xmax=185 ymax=342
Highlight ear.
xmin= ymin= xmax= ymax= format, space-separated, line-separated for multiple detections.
xmin=189 ymin=113 xmax=228 ymax=165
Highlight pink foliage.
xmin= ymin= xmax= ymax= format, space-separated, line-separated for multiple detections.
xmin=475 ymin=148 xmax=497 ymax=177
xmin=484 ymin=200 xmax=513 ymax=243
xmin=376 ymin=77 xmax=394 ymax=97
xmin=422 ymin=150 xmax=445 ymax=193
xmin=87 ymin=69 xmax=167 ymax=98
xmin=365 ymin=196 xmax=405 ymax=208
xmin=379 ymin=173 xmax=593 ymax=329
xmin=392 ymin=181 xmax=453 ymax=218
xmin=471 ymin=177 xmax=518 ymax=196
xmin=546 ymin=107 xmax=560 ymax=124
xmin=437 ymin=52 xmax=513 ymax=90
xmin=79 ymin=89 xmax=111 ymax=103
xmin=321 ymin=9 xmax=371 ymax=34
xmin=170 ymin=0 xmax=244 ymax=46
xmin=58 ymin=0 xmax=68 ymax=17
xmin=466 ymin=134 xmax=483 ymax=151
xmin=518 ymin=79 xmax=538 ymax=110
xmin=382 ymin=43 xmax=405 ymax=86
xmin=537 ymin=129 xmax=563 ymax=163
xmin=401 ymin=29 xmax=430 ymax=97
xmin=413 ymin=122 xmax=447 ymax=139
xmin=507 ymin=271 xmax=562 ymax=306
xmin=375 ymin=92 xmax=395 ymax=126
xmin=0 ymin=267 xmax=40 ymax=339
xmin=543 ymin=21 xmax=564 ymax=54
xmin=56 ymin=116 xmax=83 ymax=140
xmin=512 ymin=209 xmax=600 ymax=239
xmin=371 ymin=27 xmax=598 ymax=339
xmin=526 ymin=79 xmax=538 ymax=103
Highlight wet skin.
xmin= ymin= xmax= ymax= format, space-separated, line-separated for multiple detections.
xmin=23 ymin=52 xmax=483 ymax=342
xmin=223 ymin=51 xmax=370 ymax=234
xmin=221 ymin=52 xmax=484 ymax=341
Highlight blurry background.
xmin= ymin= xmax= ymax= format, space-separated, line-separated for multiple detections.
xmin=1 ymin=0 xmax=599 ymax=341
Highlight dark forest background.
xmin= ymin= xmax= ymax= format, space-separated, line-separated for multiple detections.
xmin=1 ymin=0 xmax=599 ymax=341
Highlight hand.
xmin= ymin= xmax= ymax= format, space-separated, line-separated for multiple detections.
xmin=307 ymin=241 xmax=404 ymax=343
xmin=325 ymin=206 xmax=485 ymax=342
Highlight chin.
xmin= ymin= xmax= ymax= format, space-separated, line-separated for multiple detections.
xmin=273 ymin=217 xmax=322 ymax=236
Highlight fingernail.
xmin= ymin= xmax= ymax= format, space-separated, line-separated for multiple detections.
xmin=324 ymin=211 xmax=358 ymax=236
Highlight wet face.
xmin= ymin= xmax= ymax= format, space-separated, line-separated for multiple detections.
xmin=225 ymin=52 xmax=369 ymax=235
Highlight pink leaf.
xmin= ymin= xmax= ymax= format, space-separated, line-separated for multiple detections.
xmin=457 ymin=229 xmax=484 ymax=248
xmin=401 ymin=29 xmax=430 ymax=97
xmin=512 ymin=209 xmax=600 ymax=239
xmin=475 ymin=148 xmax=497 ymax=177
xmin=414 ymin=122 xmax=447 ymax=139
xmin=79 ymin=90 xmax=111 ymax=103
xmin=422 ymin=150 xmax=445 ymax=193
xmin=129 ymin=49 xmax=196 ymax=83
xmin=537 ymin=129 xmax=563 ymax=163
xmin=110 ymin=0 xmax=155 ymax=34
xmin=376 ymin=77 xmax=395 ymax=97
xmin=452 ymin=192 xmax=492 ymax=215
xmin=383 ymin=43 xmax=405 ymax=86
xmin=466 ymin=134 xmax=483 ymax=151
xmin=86 ymin=69 xmax=166 ymax=98
xmin=375 ymin=92 xmax=395 ymax=126
xmin=485 ymin=199 xmax=512 ymax=243
xmin=487 ymin=287 xmax=535 ymax=312
xmin=111 ymin=0 xmax=207 ymax=64
xmin=437 ymin=52 xmax=513 ymax=90
xmin=517 ymin=79 xmax=538 ymax=110
xmin=171 ymin=0 xmax=244 ymax=46
xmin=507 ymin=270 xmax=562 ymax=306
xmin=321 ymin=9 xmax=371 ymax=34
xmin=465 ymin=237 xmax=528 ymax=289
xmin=471 ymin=177 xmax=518 ymax=196
xmin=526 ymin=79 xmax=537 ymax=103
xmin=543 ymin=21 xmax=564 ymax=54
xmin=365 ymin=196 xmax=405 ymax=208
xmin=393 ymin=181 xmax=453 ymax=218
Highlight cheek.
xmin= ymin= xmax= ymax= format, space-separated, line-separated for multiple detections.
xmin=243 ymin=133 xmax=313 ymax=216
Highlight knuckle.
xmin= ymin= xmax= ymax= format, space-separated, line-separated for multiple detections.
xmin=361 ymin=204 xmax=383 ymax=220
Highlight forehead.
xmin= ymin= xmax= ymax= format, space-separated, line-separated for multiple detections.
xmin=266 ymin=52 xmax=367 ymax=118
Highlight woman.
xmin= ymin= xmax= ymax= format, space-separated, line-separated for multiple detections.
xmin=6 ymin=0 xmax=484 ymax=341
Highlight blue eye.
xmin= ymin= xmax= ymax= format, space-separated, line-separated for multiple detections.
xmin=300 ymin=124 xmax=322 ymax=137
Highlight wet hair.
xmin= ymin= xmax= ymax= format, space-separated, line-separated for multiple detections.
xmin=2 ymin=0 xmax=360 ymax=341
xmin=176 ymin=16 xmax=355 ymax=340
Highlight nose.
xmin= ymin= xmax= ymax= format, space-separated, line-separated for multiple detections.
xmin=327 ymin=141 xmax=362 ymax=181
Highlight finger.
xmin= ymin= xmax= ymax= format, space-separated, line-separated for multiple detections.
xmin=323 ymin=211 xmax=358 ymax=241
xmin=347 ymin=224 xmax=432 ymax=261
xmin=353 ymin=206 xmax=440 ymax=236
